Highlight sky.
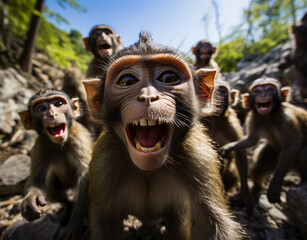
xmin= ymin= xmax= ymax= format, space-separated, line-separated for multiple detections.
xmin=45 ymin=0 xmax=249 ymax=57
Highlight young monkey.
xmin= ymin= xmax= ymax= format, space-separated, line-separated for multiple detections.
xmin=18 ymin=84 xmax=92 ymax=222
xmin=79 ymin=32 xmax=242 ymax=240
xmin=220 ymin=77 xmax=307 ymax=204
xmin=201 ymin=79 xmax=254 ymax=214
xmin=83 ymin=24 xmax=122 ymax=78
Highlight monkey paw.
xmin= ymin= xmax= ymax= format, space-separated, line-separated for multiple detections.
xmin=219 ymin=146 xmax=231 ymax=157
xmin=20 ymin=193 xmax=47 ymax=221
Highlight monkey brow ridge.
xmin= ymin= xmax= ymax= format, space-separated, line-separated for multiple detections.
xmin=106 ymin=54 xmax=192 ymax=86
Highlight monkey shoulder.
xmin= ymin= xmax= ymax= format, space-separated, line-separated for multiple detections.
xmin=68 ymin=120 xmax=93 ymax=154
xmin=283 ymin=103 xmax=307 ymax=132
xmin=86 ymin=58 xmax=106 ymax=78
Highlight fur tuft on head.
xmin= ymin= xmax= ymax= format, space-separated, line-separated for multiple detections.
xmin=248 ymin=76 xmax=281 ymax=91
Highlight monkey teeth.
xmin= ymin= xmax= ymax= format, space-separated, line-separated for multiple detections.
xmin=134 ymin=138 xmax=163 ymax=152
xmin=47 ymin=124 xmax=65 ymax=136
xmin=132 ymin=118 xmax=162 ymax=126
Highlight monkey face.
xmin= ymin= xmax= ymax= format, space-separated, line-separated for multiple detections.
xmin=31 ymin=95 xmax=72 ymax=144
xmin=85 ymin=54 xmax=199 ymax=171
xmin=250 ymin=84 xmax=277 ymax=115
xmin=214 ymin=86 xmax=229 ymax=116
xmin=107 ymin=54 xmax=196 ymax=170
xmin=91 ymin=29 xmax=121 ymax=59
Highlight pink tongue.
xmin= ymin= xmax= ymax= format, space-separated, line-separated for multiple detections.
xmin=135 ymin=125 xmax=164 ymax=148
xmin=49 ymin=125 xmax=64 ymax=136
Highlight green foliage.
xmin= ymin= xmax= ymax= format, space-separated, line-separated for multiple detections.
xmin=37 ymin=19 xmax=91 ymax=73
xmin=2 ymin=0 xmax=90 ymax=73
xmin=6 ymin=0 xmax=36 ymax=39
xmin=216 ymin=0 xmax=305 ymax=72
xmin=216 ymin=37 xmax=246 ymax=72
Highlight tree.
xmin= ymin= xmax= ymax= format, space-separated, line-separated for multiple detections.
xmin=19 ymin=0 xmax=44 ymax=73
xmin=19 ymin=0 xmax=84 ymax=73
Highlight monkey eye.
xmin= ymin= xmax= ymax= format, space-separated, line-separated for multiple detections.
xmin=54 ymin=100 xmax=65 ymax=107
xmin=265 ymin=86 xmax=276 ymax=93
xmin=252 ymin=88 xmax=261 ymax=94
xmin=116 ymin=74 xmax=139 ymax=87
xmin=35 ymin=104 xmax=47 ymax=112
xmin=218 ymin=87 xmax=228 ymax=95
xmin=157 ymin=71 xmax=180 ymax=85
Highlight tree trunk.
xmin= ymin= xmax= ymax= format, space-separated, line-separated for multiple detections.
xmin=20 ymin=0 xmax=44 ymax=73
xmin=0 ymin=0 xmax=9 ymax=47
xmin=290 ymin=0 xmax=296 ymax=25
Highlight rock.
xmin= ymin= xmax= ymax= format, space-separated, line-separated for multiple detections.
xmin=0 ymin=68 xmax=36 ymax=135
xmin=224 ymin=42 xmax=293 ymax=93
xmin=286 ymin=182 xmax=307 ymax=239
xmin=1 ymin=213 xmax=64 ymax=240
xmin=0 ymin=154 xmax=30 ymax=196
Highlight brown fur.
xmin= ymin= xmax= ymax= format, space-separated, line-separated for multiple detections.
xmin=62 ymin=66 xmax=101 ymax=139
xmin=18 ymin=87 xmax=92 ymax=223
xmin=221 ymin=78 xmax=307 ymax=205
xmin=84 ymin=32 xmax=242 ymax=239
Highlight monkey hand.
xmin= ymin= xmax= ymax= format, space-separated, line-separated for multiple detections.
xmin=267 ymin=179 xmax=282 ymax=203
xmin=20 ymin=192 xmax=47 ymax=221
xmin=219 ymin=144 xmax=233 ymax=157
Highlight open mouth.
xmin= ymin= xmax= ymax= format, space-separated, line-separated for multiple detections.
xmin=47 ymin=123 xmax=66 ymax=137
xmin=99 ymin=43 xmax=111 ymax=50
xmin=125 ymin=118 xmax=169 ymax=153
xmin=256 ymin=100 xmax=272 ymax=115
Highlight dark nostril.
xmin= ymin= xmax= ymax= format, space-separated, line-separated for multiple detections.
xmin=138 ymin=87 xmax=159 ymax=103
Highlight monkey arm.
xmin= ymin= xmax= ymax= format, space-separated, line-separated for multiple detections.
xmin=220 ymin=134 xmax=258 ymax=157
xmin=234 ymin=151 xmax=255 ymax=215
xmin=20 ymin=145 xmax=48 ymax=221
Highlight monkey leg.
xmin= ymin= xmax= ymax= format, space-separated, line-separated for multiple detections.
xmin=299 ymin=147 xmax=307 ymax=181
xmin=222 ymin=157 xmax=239 ymax=192
xmin=251 ymin=143 xmax=279 ymax=201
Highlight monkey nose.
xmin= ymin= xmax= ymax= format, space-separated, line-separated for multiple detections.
xmin=138 ymin=87 xmax=159 ymax=103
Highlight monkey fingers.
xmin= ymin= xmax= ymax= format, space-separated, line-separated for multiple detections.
xmin=219 ymin=145 xmax=232 ymax=157
xmin=23 ymin=194 xmax=46 ymax=221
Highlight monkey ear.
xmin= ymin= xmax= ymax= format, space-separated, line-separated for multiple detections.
xmin=241 ymin=93 xmax=249 ymax=108
xmin=213 ymin=47 xmax=217 ymax=54
xmin=70 ymin=97 xmax=81 ymax=118
xmin=83 ymin=78 xmax=102 ymax=120
xmin=191 ymin=47 xmax=196 ymax=55
xmin=18 ymin=111 xmax=33 ymax=130
xmin=196 ymin=68 xmax=216 ymax=101
xmin=291 ymin=25 xmax=296 ymax=34
xmin=281 ymin=86 xmax=291 ymax=102
xmin=230 ymin=89 xmax=239 ymax=105
xmin=117 ymin=35 xmax=122 ymax=45
xmin=83 ymin=37 xmax=91 ymax=52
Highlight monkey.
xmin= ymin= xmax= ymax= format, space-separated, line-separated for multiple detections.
xmin=200 ymin=79 xmax=254 ymax=214
xmin=18 ymin=84 xmax=93 ymax=223
xmin=78 ymin=32 xmax=242 ymax=240
xmin=83 ymin=24 xmax=122 ymax=78
xmin=278 ymin=12 xmax=307 ymax=102
xmin=62 ymin=66 xmax=101 ymax=139
xmin=191 ymin=39 xmax=221 ymax=76
xmin=220 ymin=77 xmax=307 ymax=204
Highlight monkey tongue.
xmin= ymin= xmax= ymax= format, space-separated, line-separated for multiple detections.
xmin=48 ymin=124 xmax=65 ymax=136
xmin=134 ymin=125 xmax=165 ymax=148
